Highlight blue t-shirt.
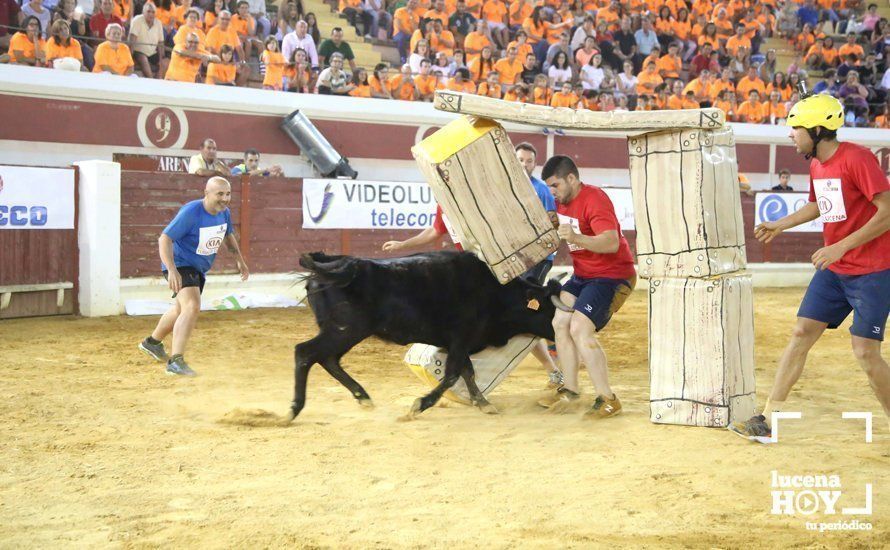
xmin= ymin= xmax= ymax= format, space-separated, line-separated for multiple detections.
xmin=162 ymin=199 xmax=233 ymax=274
xmin=531 ymin=175 xmax=557 ymax=260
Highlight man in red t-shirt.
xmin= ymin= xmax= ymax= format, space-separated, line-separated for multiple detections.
xmin=731 ymin=94 xmax=890 ymax=440
xmin=537 ymin=155 xmax=637 ymax=418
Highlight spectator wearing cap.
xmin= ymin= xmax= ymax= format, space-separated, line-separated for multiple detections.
xmin=46 ymin=18 xmax=84 ymax=70
xmin=93 ymin=22 xmax=133 ymax=74
xmin=231 ymin=149 xmax=283 ymax=177
xmin=772 ymin=169 xmax=793 ymax=191
xmin=188 ymin=138 xmax=229 ymax=176
xmin=7 ymin=16 xmax=46 ymax=66
xmin=318 ymin=26 xmax=356 ymax=70
xmin=129 ymin=2 xmax=166 ymax=78
xmin=281 ymin=19 xmax=318 ymax=68
xmin=88 ymin=0 xmax=121 ymax=43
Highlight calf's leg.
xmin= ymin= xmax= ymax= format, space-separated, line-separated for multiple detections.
xmin=410 ymin=350 xmax=469 ymax=416
xmin=460 ymin=363 xmax=498 ymax=414
xmin=321 ymin=355 xmax=373 ymax=407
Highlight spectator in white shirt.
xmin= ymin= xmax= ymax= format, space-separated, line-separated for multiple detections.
xmin=616 ymin=60 xmax=637 ymax=97
xmin=129 ymin=1 xmax=166 ymax=78
xmin=282 ymin=19 xmax=318 ymax=68
xmin=580 ymin=52 xmax=605 ymax=90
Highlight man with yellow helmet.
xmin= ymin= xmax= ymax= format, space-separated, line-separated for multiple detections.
xmin=731 ymin=92 xmax=890 ymax=440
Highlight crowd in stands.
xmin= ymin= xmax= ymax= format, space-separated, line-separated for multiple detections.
xmin=2 ymin=0 xmax=890 ymax=126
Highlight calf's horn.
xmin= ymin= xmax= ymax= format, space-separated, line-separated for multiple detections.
xmin=550 ymin=295 xmax=574 ymax=313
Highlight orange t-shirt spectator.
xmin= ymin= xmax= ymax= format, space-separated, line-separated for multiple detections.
xmin=166 ymin=33 xmax=215 ymax=82
xmin=7 ymin=19 xmax=46 ymax=66
xmin=736 ymin=68 xmax=766 ymax=98
xmin=45 ymin=20 xmax=83 ymax=68
xmin=493 ymin=46 xmax=523 ymax=85
xmin=93 ymin=24 xmax=134 ymax=75
xmin=206 ymin=45 xmax=237 ymax=84
xmin=737 ymin=92 xmax=766 ymax=124
xmin=261 ymin=38 xmax=286 ymax=90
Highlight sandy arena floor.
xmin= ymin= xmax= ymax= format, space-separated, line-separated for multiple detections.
xmin=0 ymin=288 xmax=887 ymax=548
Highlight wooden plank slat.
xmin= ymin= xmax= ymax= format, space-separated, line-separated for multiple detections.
xmin=629 ymin=128 xmax=747 ymax=278
xmin=648 ymin=274 xmax=757 ymax=427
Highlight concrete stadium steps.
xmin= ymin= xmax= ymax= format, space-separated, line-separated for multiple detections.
xmin=300 ymin=0 xmax=385 ymax=68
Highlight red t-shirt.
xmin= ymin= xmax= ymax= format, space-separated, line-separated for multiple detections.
xmin=432 ymin=205 xmax=463 ymax=251
xmin=807 ymin=142 xmax=890 ymax=275
xmin=556 ymin=184 xmax=636 ymax=280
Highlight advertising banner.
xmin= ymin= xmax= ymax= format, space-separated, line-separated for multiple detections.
xmin=0 ymin=166 xmax=75 ymax=229
xmin=302 ymin=179 xmax=438 ymax=230
xmin=303 ymin=178 xmax=638 ymax=231
xmin=755 ymin=192 xmax=822 ymax=233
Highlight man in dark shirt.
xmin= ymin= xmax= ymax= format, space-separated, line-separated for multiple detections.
xmin=317 ymin=27 xmax=356 ymax=70
xmin=448 ymin=0 xmax=475 ymax=45
xmin=519 ymin=52 xmax=538 ymax=84
xmin=611 ymin=16 xmax=639 ymax=72
xmin=771 ymin=169 xmax=793 ymax=191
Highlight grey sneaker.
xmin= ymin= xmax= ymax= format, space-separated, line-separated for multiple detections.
xmin=166 ymin=355 xmax=197 ymax=377
xmin=547 ymin=370 xmax=564 ymax=389
xmin=139 ymin=338 xmax=169 ymax=362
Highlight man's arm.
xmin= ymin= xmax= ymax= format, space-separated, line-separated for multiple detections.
xmin=813 ymin=192 xmax=890 ymax=270
xmin=754 ymin=200 xmax=820 ymax=243
xmin=382 ymin=226 xmax=444 ymax=252
xmin=224 ymin=232 xmax=250 ymax=280
xmin=558 ymin=225 xmax=620 ymax=254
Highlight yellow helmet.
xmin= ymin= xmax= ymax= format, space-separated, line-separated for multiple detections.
xmin=786 ymin=93 xmax=844 ymax=131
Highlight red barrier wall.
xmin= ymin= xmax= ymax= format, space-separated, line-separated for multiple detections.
xmin=119 ymin=172 xmax=823 ymax=278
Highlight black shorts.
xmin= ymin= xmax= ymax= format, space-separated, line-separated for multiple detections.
xmin=163 ymin=266 xmax=206 ymax=295
xmin=521 ymin=259 xmax=554 ymax=285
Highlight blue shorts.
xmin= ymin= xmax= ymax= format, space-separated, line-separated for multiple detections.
xmin=562 ymin=275 xmax=635 ymax=331
xmin=798 ymin=267 xmax=890 ymax=341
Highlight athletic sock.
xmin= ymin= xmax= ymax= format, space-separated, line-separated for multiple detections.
xmin=146 ymin=336 xmax=161 ymax=345
xmin=762 ymin=399 xmax=785 ymax=427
